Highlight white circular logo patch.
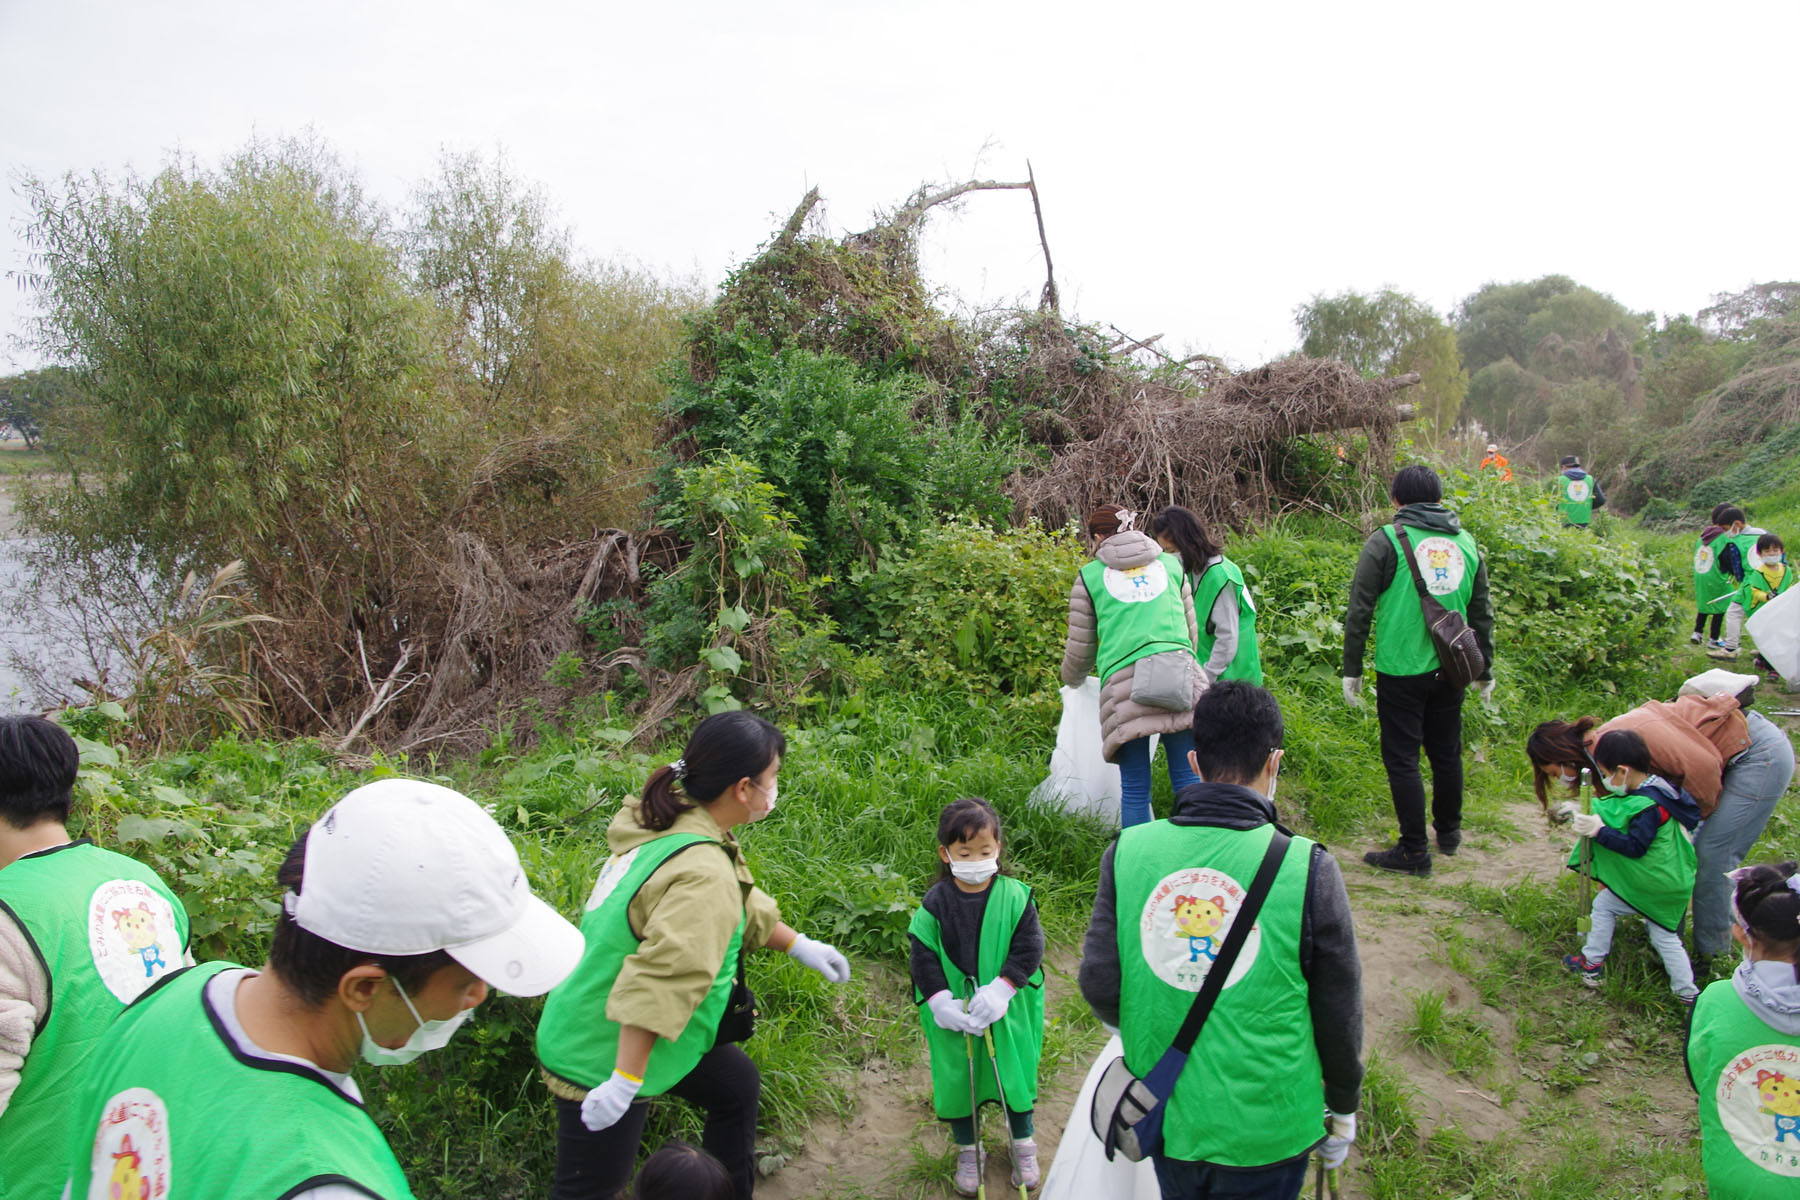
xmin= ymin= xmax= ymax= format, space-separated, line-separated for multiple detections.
xmin=1716 ymin=1046 xmax=1800 ymax=1177
xmin=1103 ymin=560 xmax=1171 ymax=604
xmin=1695 ymin=544 xmax=1716 ymax=574
xmin=584 ymin=847 xmax=641 ymax=913
xmin=1138 ymin=867 xmax=1261 ymax=992
xmin=87 ymin=1086 xmax=173 ymax=1200
xmin=88 ymin=880 xmax=181 ymax=1003
xmin=1410 ymin=537 xmax=1468 ymax=597
xmin=1567 ymin=478 xmax=1591 ymax=502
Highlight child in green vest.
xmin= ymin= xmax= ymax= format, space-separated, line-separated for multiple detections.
xmin=1556 ymin=730 xmax=1700 ymax=1004
xmin=1692 ymin=503 xmax=1736 ymax=645
xmin=1151 ymin=504 xmax=1263 ymax=686
xmin=907 ymin=797 xmax=1045 ymax=1196
xmin=1741 ymin=534 xmax=1792 ymax=617
xmin=1686 ymin=861 xmax=1800 ymax=1198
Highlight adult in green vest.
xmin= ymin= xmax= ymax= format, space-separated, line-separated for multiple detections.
xmin=1686 ymin=861 xmax=1800 ymax=1198
xmin=1553 ymin=730 xmax=1700 ymax=1003
xmin=0 ymin=715 xmax=191 ymax=1199
xmin=1061 ymin=503 xmax=1207 ymax=827
xmin=1341 ymin=466 xmax=1496 ymax=876
xmin=1691 ymin=503 xmax=1739 ymax=646
xmin=537 ymin=712 xmax=852 ymax=1200
xmin=1078 ymin=682 xmax=1364 ymax=1198
xmin=1555 ymin=454 xmax=1606 ymax=528
xmin=62 ymin=778 xmax=584 ymax=1200
xmin=1150 ymin=505 xmax=1263 ymax=687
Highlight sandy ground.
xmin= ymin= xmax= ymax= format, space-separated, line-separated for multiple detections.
xmin=756 ymin=796 xmax=1710 ymax=1199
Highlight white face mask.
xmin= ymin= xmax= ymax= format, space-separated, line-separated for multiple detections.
xmin=949 ymin=856 xmax=999 ymax=885
xmin=1600 ymin=770 xmax=1629 ymax=796
xmin=358 ymin=977 xmax=474 ymax=1067
xmin=748 ymin=779 xmax=778 ymax=822
xmin=1558 ymin=771 xmax=1578 ymax=786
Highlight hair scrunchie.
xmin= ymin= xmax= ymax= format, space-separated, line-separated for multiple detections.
xmin=670 ymin=758 xmax=687 ymax=780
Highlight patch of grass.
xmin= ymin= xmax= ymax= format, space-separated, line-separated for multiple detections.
xmin=1402 ymin=988 xmax=1496 ymax=1078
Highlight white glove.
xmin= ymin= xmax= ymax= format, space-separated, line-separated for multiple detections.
xmin=1571 ymin=812 xmax=1603 ymax=838
xmin=580 ymin=1070 xmax=643 ymax=1131
xmin=1553 ymin=801 xmax=1579 ymax=822
xmin=1319 ymin=1110 xmax=1356 ymax=1169
xmin=787 ymin=933 xmax=851 ymax=983
xmin=966 ymin=978 xmax=1016 ymax=1030
xmin=925 ymin=989 xmax=980 ymax=1034
xmin=1341 ymin=677 xmax=1362 ymax=706
xmin=1477 ymin=680 xmax=1496 ymax=703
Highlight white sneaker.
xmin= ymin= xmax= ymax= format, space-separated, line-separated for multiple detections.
xmin=1011 ymin=1138 xmax=1040 ymax=1189
xmin=953 ymin=1145 xmax=980 ymax=1197
xmin=1690 ymin=631 xmax=1703 ymax=644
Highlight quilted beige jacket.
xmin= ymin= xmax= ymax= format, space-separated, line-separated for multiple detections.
xmin=1059 ymin=531 xmax=1205 ymax=761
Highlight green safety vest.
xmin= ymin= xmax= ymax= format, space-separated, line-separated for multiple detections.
xmin=1372 ymin=525 xmax=1482 ymax=677
xmin=1563 ymin=792 xmax=1696 ymax=932
xmin=908 ymin=876 xmax=1045 ymax=1119
xmin=1688 ymin=978 xmax=1800 ymax=1197
xmin=1741 ymin=563 xmax=1794 ymax=617
xmin=1115 ymin=820 xmax=1321 ymax=1167
xmin=1557 ymin=472 xmax=1596 ymax=525
xmin=1080 ymin=553 xmax=1195 ymax=683
xmin=0 ymin=840 xmax=189 ymax=1199
xmin=65 ymin=961 xmax=415 ymax=1199
xmin=1694 ymin=535 xmax=1737 ymax=614
xmin=1192 ymin=559 xmax=1263 ymax=686
xmin=537 ymin=833 xmax=743 ymax=1095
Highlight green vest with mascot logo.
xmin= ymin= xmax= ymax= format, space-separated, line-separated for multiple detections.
xmin=1693 ymin=535 xmax=1737 ymax=614
xmin=1558 ymin=472 xmax=1595 ymax=525
xmin=65 ymin=961 xmax=415 ymax=1200
xmin=1688 ymin=978 xmax=1800 ymax=1199
xmin=1740 ymin=562 xmax=1794 ymax=617
xmin=1080 ymin=553 xmax=1195 ymax=683
xmin=1371 ymin=525 xmax=1481 ymax=677
xmin=0 ymin=841 xmax=189 ymax=1199
xmin=1115 ymin=820 xmax=1322 ymax=1167
xmin=908 ymin=875 xmax=1044 ymax=1118
xmin=1192 ymin=559 xmax=1263 ymax=686
xmin=537 ymin=832 xmax=744 ymax=1095
xmin=1562 ymin=792 xmax=1696 ymax=932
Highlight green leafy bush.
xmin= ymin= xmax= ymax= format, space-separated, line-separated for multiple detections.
xmin=857 ymin=521 xmax=1084 ymax=707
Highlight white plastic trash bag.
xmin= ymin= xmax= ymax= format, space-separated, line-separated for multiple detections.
xmin=1040 ymin=1035 xmax=1162 ymax=1200
xmin=1747 ymin=584 xmax=1800 ymax=690
xmin=1034 ymin=678 xmax=1122 ymax=820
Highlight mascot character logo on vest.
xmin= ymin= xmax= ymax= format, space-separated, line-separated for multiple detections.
xmin=1410 ymin=538 xmax=1467 ymax=598
xmin=1172 ymin=895 xmax=1227 ymax=963
xmin=1567 ymin=477 xmax=1591 ymax=503
xmin=89 ymin=1087 xmax=173 ymax=1200
xmin=1140 ymin=868 xmax=1260 ymax=992
xmin=1695 ymin=544 xmax=1716 ymax=574
xmin=1757 ymin=1069 xmax=1800 ymax=1144
xmin=1103 ymin=560 xmax=1171 ymax=604
xmin=584 ymin=847 xmax=641 ymax=912
xmin=1715 ymin=1045 xmax=1800 ymax=1174
xmin=87 ymin=879 xmax=181 ymax=1002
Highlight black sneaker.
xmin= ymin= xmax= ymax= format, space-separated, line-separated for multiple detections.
xmin=1364 ymin=845 xmax=1432 ymax=877
xmin=1436 ymin=831 xmax=1461 ymax=856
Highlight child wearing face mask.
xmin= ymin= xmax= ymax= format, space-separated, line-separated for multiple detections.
xmin=1686 ymin=861 xmax=1800 ymax=1198
xmin=1556 ymin=730 xmax=1701 ymax=1004
xmin=907 ymin=797 xmax=1046 ymax=1195
xmin=1741 ymin=533 xmax=1792 ymax=618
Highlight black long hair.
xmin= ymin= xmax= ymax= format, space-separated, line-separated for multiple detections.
xmin=1149 ymin=506 xmax=1221 ymax=578
xmin=1735 ymin=861 xmax=1800 ymax=984
xmin=639 ymin=711 xmax=787 ymax=832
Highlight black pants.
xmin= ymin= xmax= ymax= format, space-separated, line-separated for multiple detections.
xmin=551 ymin=1043 xmax=760 ymax=1200
xmin=1694 ymin=610 xmax=1724 ymax=638
xmin=1375 ymin=670 xmax=1464 ymax=854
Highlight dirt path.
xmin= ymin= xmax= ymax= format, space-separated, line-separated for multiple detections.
xmin=757 ymin=798 xmax=1711 ymax=1198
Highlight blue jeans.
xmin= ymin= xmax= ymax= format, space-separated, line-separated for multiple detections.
xmin=1117 ymin=729 xmax=1199 ymax=827
xmin=1693 ymin=710 xmax=1796 ymax=956
xmin=1152 ymin=1152 xmax=1311 ymax=1200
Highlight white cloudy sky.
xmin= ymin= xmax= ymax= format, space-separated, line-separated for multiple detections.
xmin=3 ymin=0 xmax=1796 ymax=373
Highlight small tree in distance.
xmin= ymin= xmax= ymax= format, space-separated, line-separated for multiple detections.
xmin=1294 ymin=288 xmax=1468 ymax=445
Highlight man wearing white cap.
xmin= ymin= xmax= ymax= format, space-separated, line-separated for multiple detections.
xmin=61 ymin=778 xmax=584 ymax=1199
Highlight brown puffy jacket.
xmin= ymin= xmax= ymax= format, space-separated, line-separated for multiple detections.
xmin=1589 ymin=693 xmax=1751 ymax=816
xmin=1059 ymin=531 xmax=1206 ymax=761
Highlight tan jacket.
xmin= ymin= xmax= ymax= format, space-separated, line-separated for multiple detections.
xmin=1060 ymin=530 xmax=1205 ymax=761
xmin=1590 ymin=694 xmax=1751 ymax=817
xmin=602 ymin=800 xmax=782 ymax=1043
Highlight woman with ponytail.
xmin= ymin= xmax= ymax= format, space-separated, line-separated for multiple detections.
xmin=536 ymin=712 xmax=851 ymax=1200
xmin=1686 ymin=862 xmax=1800 ymax=1198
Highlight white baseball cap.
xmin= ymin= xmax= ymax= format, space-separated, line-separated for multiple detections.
xmin=286 ymin=778 xmax=583 ymax=997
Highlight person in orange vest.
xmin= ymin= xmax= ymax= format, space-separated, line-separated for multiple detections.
xmin=1478 ymin=443 xmax=1512 ymax=482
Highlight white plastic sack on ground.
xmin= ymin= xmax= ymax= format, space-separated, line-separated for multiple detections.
xmin=1747 ymin=583 xmax=1800 ymax=690
xmin=1032 ymin=678 xmax=1144 ymax=822
xmin=1040 ymin=1034 xmax=1162 ymax=1200
xmin=1679 ymin=668 xmax=1761 ymax=699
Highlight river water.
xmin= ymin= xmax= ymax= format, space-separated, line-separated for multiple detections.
xmin=0 ymin=486 xmax=90 ymax=712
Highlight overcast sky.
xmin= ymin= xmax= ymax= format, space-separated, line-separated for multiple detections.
xmin=3 ymin=0 xmax=1796 ymax=374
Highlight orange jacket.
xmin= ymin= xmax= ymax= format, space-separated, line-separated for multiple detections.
xmin=1479 ymin=454 xmax=1512 ymax=482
